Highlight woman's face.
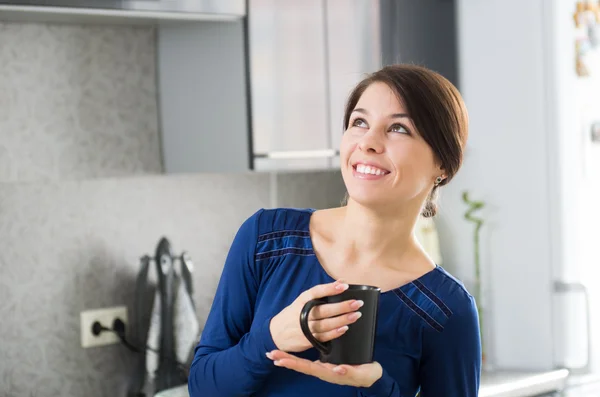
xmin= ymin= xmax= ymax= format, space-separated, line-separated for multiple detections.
xmin=340 ymin=82 xmax=444 ymax=210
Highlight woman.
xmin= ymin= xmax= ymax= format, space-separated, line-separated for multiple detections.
xmin=188 ymin=64 xmax=481 ymax=396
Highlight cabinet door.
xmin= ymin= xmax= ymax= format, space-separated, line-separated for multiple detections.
xmin=249 ymin=0 xmax=334 ymax=171
xmin=379 ymin=0 xmax=458 ymax=85
xmin=158 ymin=21 xmax=251 ymax=173
xmin=326 ymin=0 xmax=382 ymax=155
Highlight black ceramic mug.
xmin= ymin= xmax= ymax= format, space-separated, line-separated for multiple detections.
xmin=299 ymin=285 xmax=380 ymax=365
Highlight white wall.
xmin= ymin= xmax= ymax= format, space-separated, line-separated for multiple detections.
xmin=444 ymin=0 xmax=600 ymax=374
xmin=439 ymin=0 xmax=554 ymax=370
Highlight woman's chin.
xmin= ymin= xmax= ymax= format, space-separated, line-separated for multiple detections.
xmin=346 ymin=191 xmax=390 ymax=208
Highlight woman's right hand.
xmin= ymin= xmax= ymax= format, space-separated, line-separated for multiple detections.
xmin=268 ymin=280 xmax=364 ymax=353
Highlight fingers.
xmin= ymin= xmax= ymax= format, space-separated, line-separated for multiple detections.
xmin=318 ymin=362 xmax=337 ymax=370
xmin=270 ymin=351 xmax=325 ymax=378
xmin=267 ymin=350 xmax=321 ymax=375
xmin=266 ymin=349 xmax=383 ymax=388
xmin=312 ymin=325 xmax=349 ymax=343
xmin=309 ymin=299 xmax=364 ymax=320
xmin=310 ymin=311 xmax=362 ymax=334
xmin=266 ymin=350 xmax=293 ymax=361
xmin=302 ymin=280 xmax=349 ymax=301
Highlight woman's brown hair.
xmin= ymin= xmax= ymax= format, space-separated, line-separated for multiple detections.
xmin=343 ymin=64 xmax=469 ymax=217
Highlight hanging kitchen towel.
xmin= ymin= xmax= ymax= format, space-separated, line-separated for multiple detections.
xmin=145 ymin=266 xmax=200 ymax=379
xmin=146 ymin=289 xmax=161 ymax=379
xmin=174 ymin=271 xmax=200 ymax=365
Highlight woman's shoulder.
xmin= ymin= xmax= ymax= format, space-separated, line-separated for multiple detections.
xmin=420 ymin=266 xmax=478 ymax=318
xmin=254 ymin=207 xmax=315 ymax=233
xmin=425 ymin=266 xmax=474 ymax=304
xmin=236 ymin=207 xmax=318 ymax=250
xmin=415 ymin=267 xmax=481 ymax=357
xmin=227 ymin=208 xmax=319 ymax=275
xmin=397 ymin=266 xmax=478 ymax=335
xmin=239 ymin=208 xmax=318 ymax=269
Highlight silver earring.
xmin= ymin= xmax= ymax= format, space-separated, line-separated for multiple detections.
xmin=434 ymin=176 xmax=443 ymax=186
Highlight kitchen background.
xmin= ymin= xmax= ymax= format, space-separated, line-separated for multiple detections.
xmin=0 ymin=20 xmax=347 ymax=396
xmin=0 ymin=0 xmax=599 ymax=396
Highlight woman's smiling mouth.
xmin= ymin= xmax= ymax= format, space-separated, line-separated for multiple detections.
xmin=352 ymin=161 xmax=391 ymax=179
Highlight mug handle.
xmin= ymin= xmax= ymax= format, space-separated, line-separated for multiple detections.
xmin=300 ymin=300 xmax=332 ymax=356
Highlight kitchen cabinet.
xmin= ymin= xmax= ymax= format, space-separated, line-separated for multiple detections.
xmin=158 ymin=20 xmax=252 ymax=173
xmin=325 ymin=0 xmax=382 ymax=162
xmin=249 ymin=0 xmax=381 ymax=171
xmin=249 ymin=0 xmax=331 ymax=171
xmin=0 ymin=0 xmax=457 ymax=176
xmin=159 ymin=0 xmax=383 ymax=173
xmin=155 ymin=0 xmax=458 ymax=174
xmin=249 ymin=0 xmax=384 ymax=171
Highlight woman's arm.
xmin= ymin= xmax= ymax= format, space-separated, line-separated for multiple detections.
xmin=357 ymin=368 xmax=404 ymax=397
xmin=417 ymin=295 xmax=482 ymax=397
xmin=358 ymin=294 xmax=481 ymax=397
xmin=188 ymin=210 xmax=278 ymax=397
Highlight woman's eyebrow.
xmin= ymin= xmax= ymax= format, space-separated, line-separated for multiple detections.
xmin=352 ymin=108 xmax=410 ymax=119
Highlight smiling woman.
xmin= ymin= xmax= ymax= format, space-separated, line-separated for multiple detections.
xmin=341 ymin=66 xmax=468 ymax=219
xmin=188 ymin=64 xmax=479 ymax=397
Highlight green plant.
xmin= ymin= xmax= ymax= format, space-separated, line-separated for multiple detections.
xmin=462 ymin=191 xmax=486 ymax=362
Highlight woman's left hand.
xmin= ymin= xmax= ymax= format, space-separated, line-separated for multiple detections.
xmin=266 ymin=350 xmax=383 ymax=387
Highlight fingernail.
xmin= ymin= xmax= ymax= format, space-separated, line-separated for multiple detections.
xmin=352 ymin=300 xmax=364 ymax=309
xmin=337 ymin=325 xmax=349 ymax=333
xmin=333 ymin=366 xmax=347 ymax=375
xmin=349 ymin=311 xmax=362 ymax=321
xmin=336 ymin=283 xmax=349 ymax=291
xmin=274 ymin=360 xmax=282 ymax=366
xmin=266 ymin=352 xmax=273 ymax=359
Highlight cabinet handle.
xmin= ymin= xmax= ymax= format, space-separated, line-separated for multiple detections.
xmin=554 ymin=280 xmax=592 ymax=375
xmin=254 ymin=149 xmax=339 ymax=160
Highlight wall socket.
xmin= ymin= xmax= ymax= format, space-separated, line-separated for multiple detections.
xmin=80 ymin=306 xmax=128 ymax=348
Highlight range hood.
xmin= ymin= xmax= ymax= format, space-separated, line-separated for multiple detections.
xmin=0 ymin=0 xmax=246 ymax=23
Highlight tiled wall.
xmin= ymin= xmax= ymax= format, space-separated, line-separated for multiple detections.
xmin=0 ymin=22 xmax=346 ymax=397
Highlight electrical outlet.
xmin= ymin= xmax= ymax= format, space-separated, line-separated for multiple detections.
xmin=80 ymin=306 xmax=128 ymax=348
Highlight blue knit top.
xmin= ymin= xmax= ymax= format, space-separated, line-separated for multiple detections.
xmin=189 ymin=208 xmax=481 ymax=397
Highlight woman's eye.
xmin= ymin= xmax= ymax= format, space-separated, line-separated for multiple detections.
xmin=390 ymin=124 xmax=408 ymax=134
xmin=352 ymin=118 xmax=368 ymax=128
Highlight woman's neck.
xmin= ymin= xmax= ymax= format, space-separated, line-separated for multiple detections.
xmin=332 ymin=199 xmax=423 ymax=271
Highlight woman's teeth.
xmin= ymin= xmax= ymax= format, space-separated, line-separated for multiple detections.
xmin=356 ymin=164 xmax=387 ymax=176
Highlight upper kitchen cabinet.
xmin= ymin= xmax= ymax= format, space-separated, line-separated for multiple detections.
xmin=157 ymin=0 xmax=458 ymax=174
xmin=378 ymin=0 xmax=458 ymax=87
xmin=249 ymin=0 xmax=388 ymax=171
xmin=325 ymin=0 xmax=382 ymax=157
xmin=249 ymin=0 xmax=333 ymax=171
xmin=158 ymin=0 xmax=383 ymax=173
xmin=158 ymin=19 xmax=253 ymax=173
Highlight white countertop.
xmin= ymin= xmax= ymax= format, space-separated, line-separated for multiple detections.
xmin=155 ymin=369 xmax=570 ymax=397
xmin=479 ymin=369 xmax=569 ymax=397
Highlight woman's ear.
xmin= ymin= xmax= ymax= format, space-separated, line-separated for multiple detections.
xmin=437 ymin=165 xmax=447 ymax=180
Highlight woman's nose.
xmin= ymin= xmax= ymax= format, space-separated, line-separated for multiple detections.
xmin=358 ymin=130 xmax=384 ymax=154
